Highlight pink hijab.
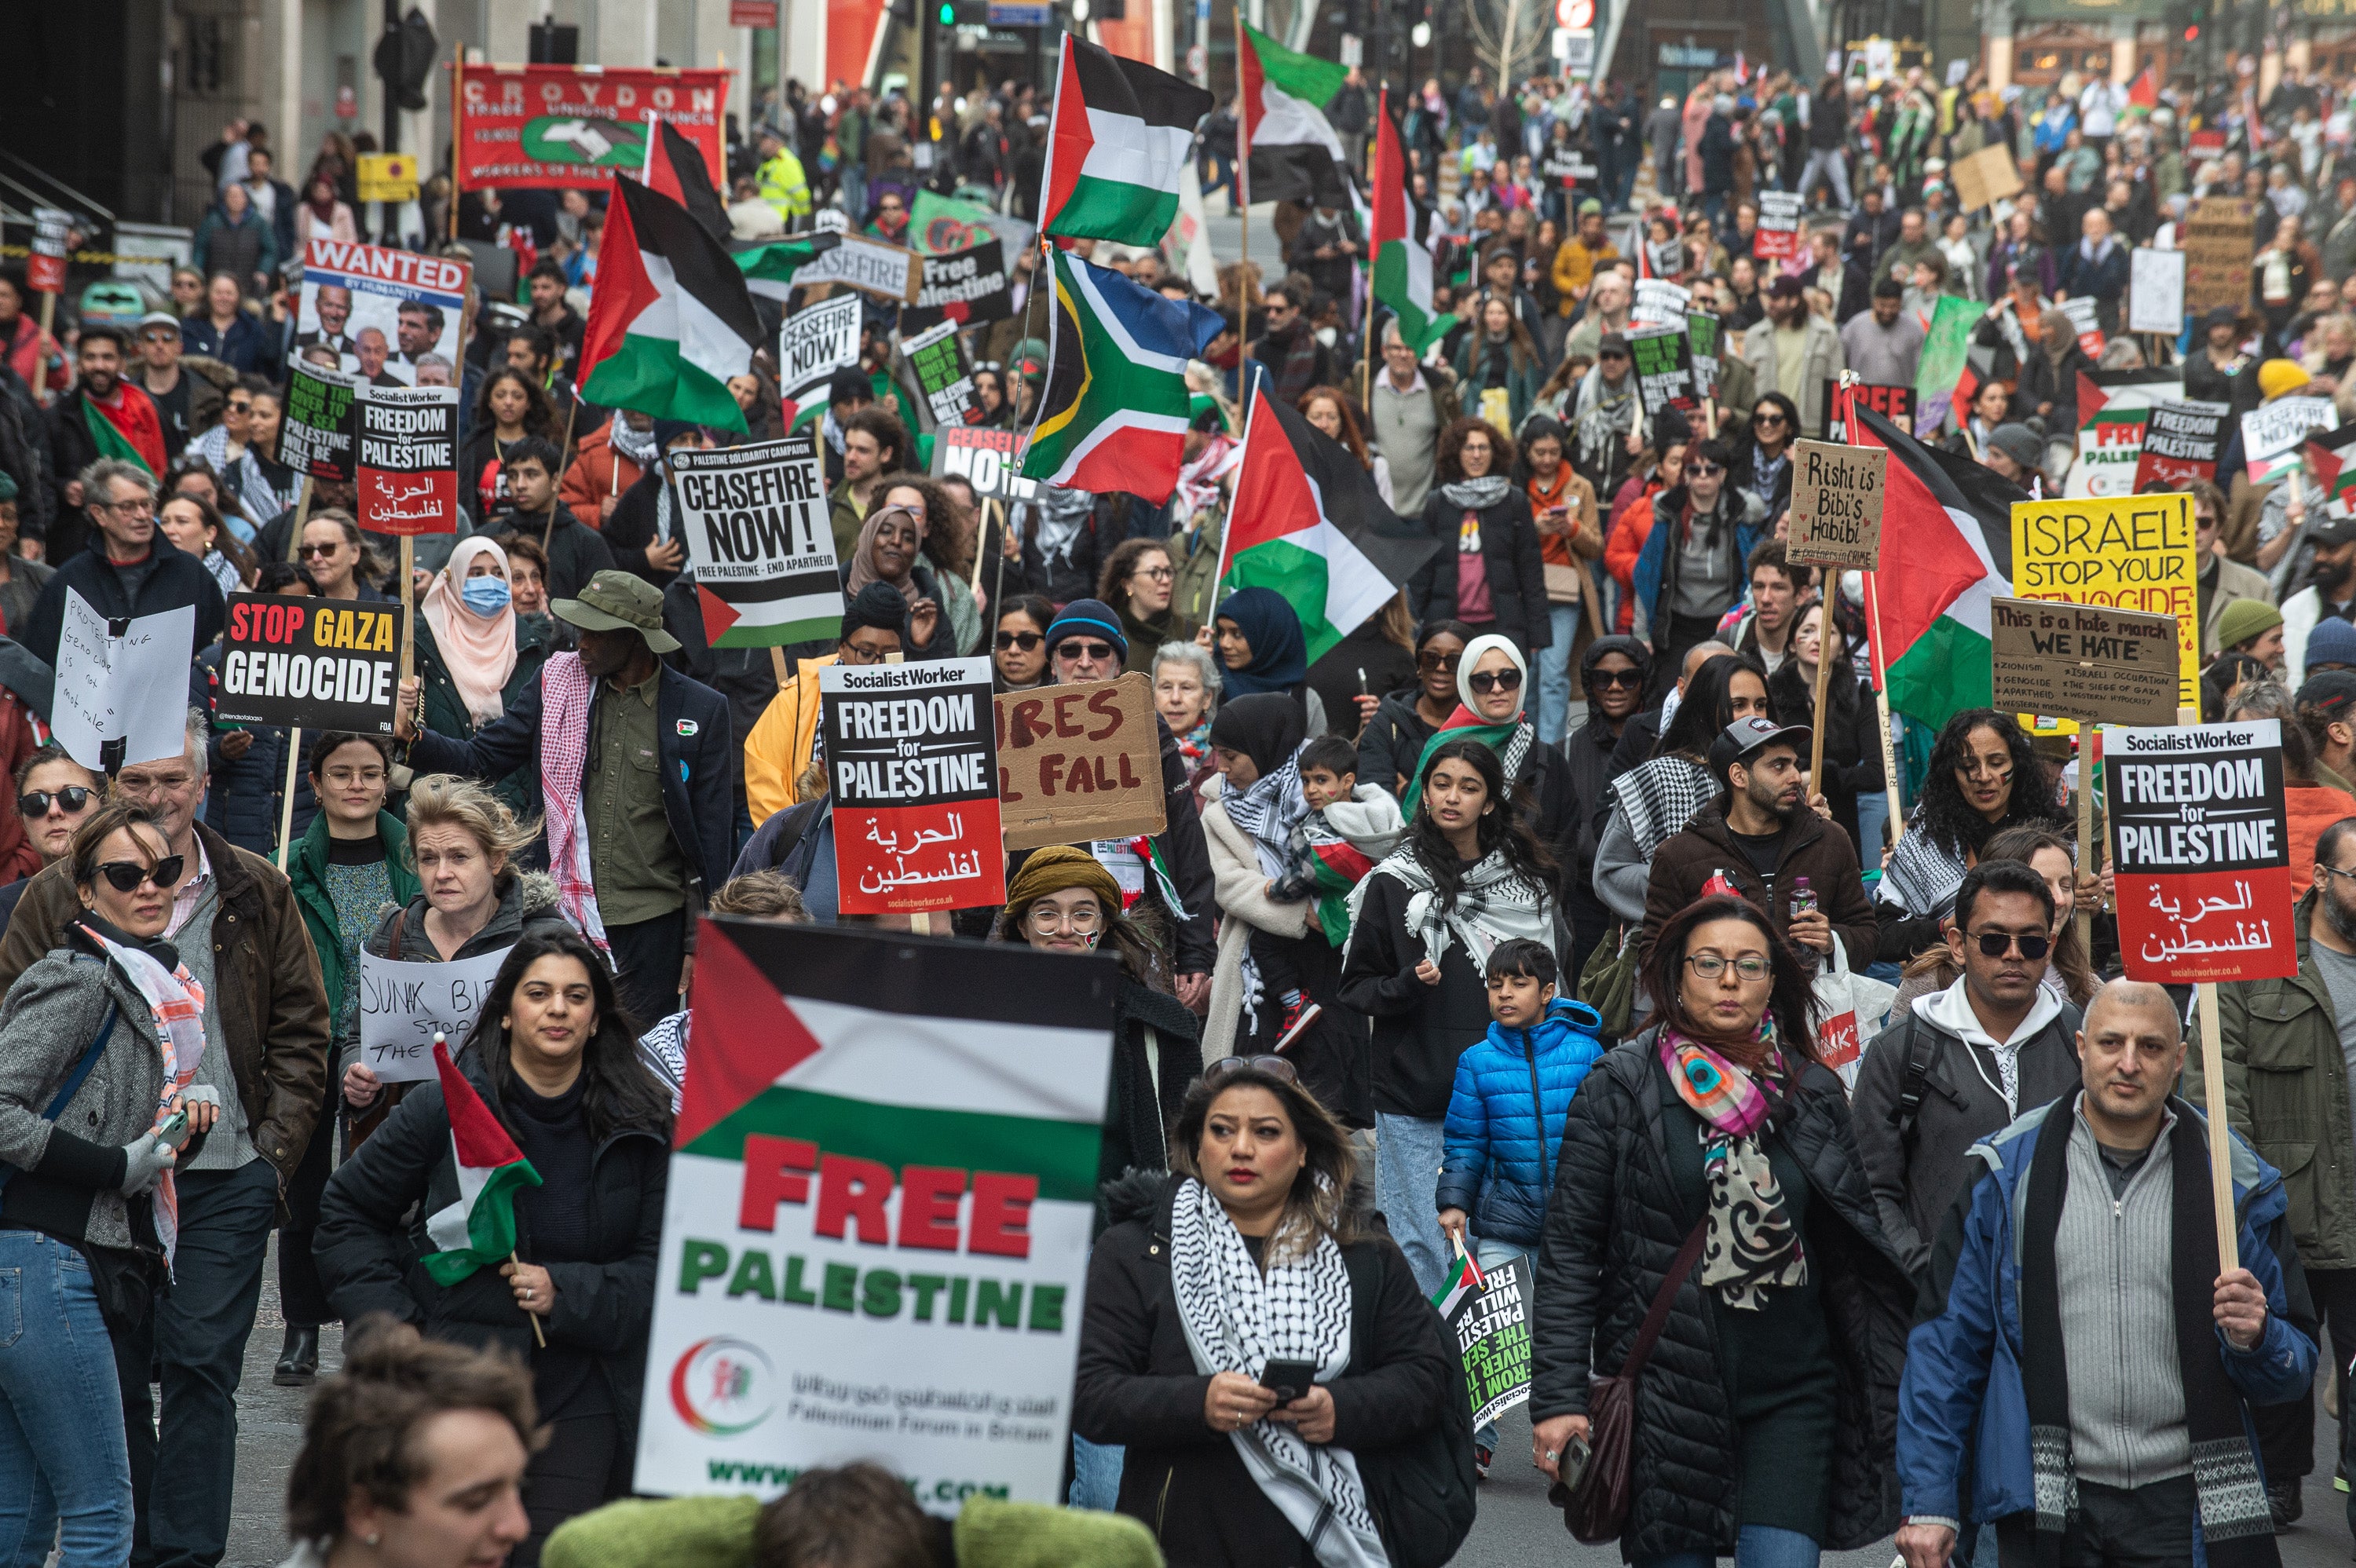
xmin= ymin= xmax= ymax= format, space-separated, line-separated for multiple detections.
xmin=421 ymin=535 xmax=519 ymax=724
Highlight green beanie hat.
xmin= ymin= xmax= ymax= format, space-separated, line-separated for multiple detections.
xmin=2215 ymin=597 xmax=2285 ymax=652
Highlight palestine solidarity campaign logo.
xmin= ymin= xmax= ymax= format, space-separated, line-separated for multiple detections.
xmin=671 ymin=1337 xmax=776 ymax=1435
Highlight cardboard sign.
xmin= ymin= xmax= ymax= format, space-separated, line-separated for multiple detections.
xmin=53 ymin=591 xmax=197 ymax=773
xmin=1787 ymin=440 xmax=1886 ymax=568
xmin=455 ymin=66 xmax=728 ymax=191
xmin=2242 ymin=397 xmax=2339 ymax=484
xmin=2011 ymin=492 xmax=2201 ymax=715
xmin=993 ymin=674 xmax=1166 ymax=851
xmin=2134 ymin=399 xmax=2232 ymax=490
xmin=672 ymin=433 xmax=843 ymax=648
xmin=1823 ymin=381 xmax=1913 ymax=442
xmin=2103 ymin=719 xmax=2299 ymax=984
xmin=900 ymin=239 xmax=1015 ymax=334
xmin=791 ymin=234 xmax=923 ymax=303
xmin=2129 ymin=247 xmax=2186 ymax=334
xmin=932 ymin=426 xmax=1041 ymax=504
xmin=636 ymin=919 xmax=1116 ymax=1510
xmin=1627 ymin=324 xmax=1697 ymax=418
xmin=2183 ymin=199 xmax=2258 ymax=316
xmin=291 ymin=239 xmax=470 ymax=388
xmin=902 ymin=320 xmax=978 ymax=429
xmin=214 ymin=594 xmax=404 ymax=733
xmin=777 ymin=293 xmax=864 ymax=430
xmin=1754 ymin=192 xmax=1804 ymax=263
xmin=276 ymin=364 xmax=362 ymax=482
xmin=357 ymin=946 xmax=511 ymax=1083
xmin=357 ymin=385 xmax=461 ymax=535
xmin=27 ymin=207 xmax=70 ymax=295
xmin=1990 ymin=598 xmax=2181 ymax=726
xmin=1435 ymin=1254 xmax=1531 ymax=1431
xmin=821 ymin=657 xmax=1006 ymax=915
xmin=1951 ymin=144 xmax=2024 ymax=212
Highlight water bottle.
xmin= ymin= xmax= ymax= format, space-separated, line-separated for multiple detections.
xmin=1790 ymin=875 xmax=1816 ymax=919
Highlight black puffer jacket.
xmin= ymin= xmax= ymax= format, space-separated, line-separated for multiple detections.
xmin=1099 ymin=981 xmax=1202 ymax=1206
xmin=1530 ymin=1033 xmax=1913 ymax=1559
xmin=1074 ymin=1172 xmax=1456 ymax=1566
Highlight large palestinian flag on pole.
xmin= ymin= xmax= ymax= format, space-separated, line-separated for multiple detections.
xmin=1370 ymin=90 xmax=1452 ymax=355
xmin=1019 ymin=249 xmax=1226 ymax=503
xmin=634 ymin=919 xmax=1116 ymax=1505
xmin=1852 ymin=398 xmax=2027 ymax=730
xmin=580 ymin=175 xmax=766 ymax=433
xmin=643 ymin=115 xmax=732 ymax=246
xmin=1037 ymin=35 xmax=1213 ymax=246
xmin=1238 ymin=22 xmax=1355 ymax=210
xmin=1218 ymin=375 xmax=1440 ymax=664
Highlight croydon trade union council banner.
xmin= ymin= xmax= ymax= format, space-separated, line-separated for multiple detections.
xmin=635 ymin=919 xmax=1116 ymax=1511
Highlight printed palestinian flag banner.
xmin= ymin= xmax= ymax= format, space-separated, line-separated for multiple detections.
xmin=1371 ymin=91 xmax=1454 ymax=356
xmin=1238 ymin=22 xmax=1354 ymax=209
xmin=644 ymin=115 xmax=733 ymax=246
xmin=635 ymin=919 xmax=1116 ymax=1506
xmin=1852 ymin=399 xmax=2027 ymax=732
xmin=2065 ymin=368 xmax=2181 ymax=499
xmin=1019 ymin=249 xmax=1225 ymax=503
xmin=2310 ymin=424 xmax=2356 ymax=517
xmin=733 ymin=232 xmax=844 ymax=301
xmin=82 ymin=386 xmax=166 ymax=477
xmin=420 ymin=1039 xmax=543 ymax=1286
xmin=1432 ymin=1245 xmax=1487 ymax=1317
xmin=1219 ymin=378 xmax=1440 ymax=665
xmin=580 ymin=175 xmax=766 ymax=432
xmin=1400 ymin=705 xmax=1520 ymax=821
xmin=1037 ymin=34 xmax=1213 ymax=246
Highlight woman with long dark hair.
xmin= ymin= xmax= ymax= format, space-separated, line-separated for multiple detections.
xmin=1340 ymin=737 xmax=1557 ymax=1296
xmin=1593 ymin=653 xmax=1770 ymax=930
xmin=1452 ymin=293 xmax=1545 ymax=432
xmin=992 ymin=593 xmax=1055 ymax=693
xmin=316 ymin=927 xmax=671 ymax=1568
xmin=1876 ymin=708 xmax=2072 ymax=962
xmin=1355 ymin=619 xmax=1473 ymax=802
xmin=1767 ymin=600 xmax=1876 ymax=851
xmin=458 ymin=368 xmax=558 ymax=521
xmin=1530 ymin=894 xmax=1910 ymax=1566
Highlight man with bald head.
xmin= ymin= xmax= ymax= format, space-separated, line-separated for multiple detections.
xmin=1896 ymin=978 xmax=2318 ymax=1567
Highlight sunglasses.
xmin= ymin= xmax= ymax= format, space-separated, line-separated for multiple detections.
xmin=1468 ymin=668 xmax=1524 ymax=696
xmin=995 ymin=630 xmax=1042 ymax=651
xmin=93 ymin=855 xmax=185 ymax=894
xmin=1587 ymin=668 xmax=1644 ymax=689
xmin=19 ymin=787 xmax=93 ymax=818
xmin=1686 ymin=462 xmax=1725 ymax=477
xmin=1968 ymin=930 xmax=2051 ymax=960
xmin=1057 ymin=641 xmax=1118 ymax=662
xmin=298 ymin=543 xmax=342 ymax=559
xmin=1598 ymin=349 xmax=1630 ymax=360
xmin=1417 ymin=650 xmax=1462 ymax=673
xmin=1753 ymin=411 xmax=1787 ymax=426
xmin=1205 ymin=1054 xmax=1300 ymax=1086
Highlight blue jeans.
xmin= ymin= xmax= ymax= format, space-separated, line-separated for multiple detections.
xmin=1469 ymin=1237 xmax=1528 ymax=1453
xmin=1375 ymin=1113 xmax=1447 ymax=1298
xmin=0 ymin=1232 xmax=132 ymax=1568
xmin=1537 ymin=603 xmax=1578 ymax=745
xmin=1637 ymin=1524 xmax=1821 ymax=1568
xmin=1069 ymin=1434 xmax=1125 ymax=1510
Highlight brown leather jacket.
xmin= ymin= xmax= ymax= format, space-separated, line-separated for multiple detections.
xmin=0 ymin=822 xmax=330 ymax=1194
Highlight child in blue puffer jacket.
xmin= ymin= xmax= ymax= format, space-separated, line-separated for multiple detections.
xmin=1435 ymin=938 xmax=1604 ymax=1469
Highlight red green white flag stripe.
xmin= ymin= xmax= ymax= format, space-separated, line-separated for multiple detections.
xmin=1432 ymin=1246 xmax=1487 ymax=1317
xmin=1370 ymin=90 xmax=1452 ymax=355
xmin=580 ymin=175 xmax=766 ymax=433
xmin=421 ymin=1038 xmax=543 ymax=1286
xmin=1037 ymin=34 xmax=1214 ymax=247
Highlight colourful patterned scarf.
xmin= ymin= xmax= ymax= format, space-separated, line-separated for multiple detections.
xmin=78 ymin=921 xmax=206 ymax=1266
xmin=1658 ymin=1021 xmax=1807 ymax=1310
xmin=537 ymin=653 xmax=610 ymax=955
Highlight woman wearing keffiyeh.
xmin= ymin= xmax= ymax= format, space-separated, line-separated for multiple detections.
xmin=1527 ymin=895 xmax=1912 ymax=1565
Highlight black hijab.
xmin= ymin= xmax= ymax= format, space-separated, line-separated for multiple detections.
xmin=1207 ymin=692 xmax=1308 ymax=778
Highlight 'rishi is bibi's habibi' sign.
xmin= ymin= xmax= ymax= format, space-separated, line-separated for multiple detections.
xmin=2010 ymin=492 xmax=2201 ymax=716
xmin=637 ymin=919 xmax=1118 ymax=1510
xmin=2102 ymin=720 xmax=2298 ymax=983
xmin=821 ymin=657 xmax=1004 ymax=915
xmin=1786 ymin=440 xmax=1885 ymax=568
xmin=214 ymin=594 xmax=405 ymax=734
xmin=673 ymin=432 xmax=843 ymax=647
xmin=357 ymin=386 xmax=460 ymax=535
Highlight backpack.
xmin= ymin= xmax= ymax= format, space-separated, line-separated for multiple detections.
xmin=1342 ymin=1245 xmax=1478 ymax=1568
xmin=1887 ymin=1000 xmax=2083 ymax=1157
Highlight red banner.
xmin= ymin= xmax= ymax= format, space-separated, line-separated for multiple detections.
xmin=453 ymin=66 xmax=728 ymax=192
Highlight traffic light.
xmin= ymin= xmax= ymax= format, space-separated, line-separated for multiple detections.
xmin=939 ymin=3 xmax=955 ymax=22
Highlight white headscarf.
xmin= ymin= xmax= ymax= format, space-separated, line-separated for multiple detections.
xmin=1454 ymin=632 xmax=1530 ymax=721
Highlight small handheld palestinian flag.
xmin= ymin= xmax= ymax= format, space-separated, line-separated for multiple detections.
xmin=420 ymin=1034 xmax=543 ymax=1288
xmin=580 ymin=175 xmax=765 ymax=431
xmin=1038 ymin=34 xmax=1213 ymax=247
xmin=1431 ymin=1244 xmax=1487 ymax=1316
xmin=1400 ymin=704 xmax=1520 ymax=822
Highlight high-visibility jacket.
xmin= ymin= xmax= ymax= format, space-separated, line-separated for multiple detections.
xmin=757 ymin=149 xmax=813 ymax=221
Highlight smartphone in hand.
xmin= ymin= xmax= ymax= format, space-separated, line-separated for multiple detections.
xmin=154 ymin=1109 xmax=193 ymax=1151
xmin=1258 ymin=1358 xmax=1319 ymax=1404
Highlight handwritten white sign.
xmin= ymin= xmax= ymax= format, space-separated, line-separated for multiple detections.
xmin=357 ymin=945 xmax=512 ymax=1083
xmin=51 ymin=590 xmax=197 ymax=773
xmin=2128 ymin=247 xmax=2186 ymax=335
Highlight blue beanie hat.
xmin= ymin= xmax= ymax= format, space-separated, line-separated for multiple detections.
xmin=2307 ymin=615 xmax=2356 ymax=675
xmin=1044 ymin=598 xmax=1129 ymax=662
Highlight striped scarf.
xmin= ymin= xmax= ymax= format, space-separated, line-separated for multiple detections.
xmin=77 ymin=922 xmax=205 ymax=1266
xmin=537 ymin=653 xmax=610 ymax=954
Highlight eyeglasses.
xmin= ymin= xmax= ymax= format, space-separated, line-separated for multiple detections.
xmin=1132 ymin=565 xmax=1174 ymax=582
xmin=93 ymin=855 xmax=185 ymax=894
xmin=995 ymin=630 xmax=1042 ymax=652
xmin=1205 ymin=1054 xmax=1300 ymax=1086
xmin=1056 ymin=641 xmax=1118 ymax=662
xmin=1684 ymin=953 xmax=1771 ymax=981
xmin=96 ymin=496 xmax=155 ymax=516
xmin=1468 ymin=668 xmax=1524 ymax=696
xmin=1588 ymin=667 xmax=1644 ymax=689
xmin=1599 ymin=349 xmax=1630 ymax=361
xmin=1417 ymin=649 xmax=1462 ymax=673
xmin=1968 ymin=930 xmax=2051 ymax=960
xmin=17 ymin=788 xmax=93 ymax=818
xmin=1685 ymin=462 xmax=1724 ymax=477
xmin=1026 ymin=903 xmax=1103 ymax=934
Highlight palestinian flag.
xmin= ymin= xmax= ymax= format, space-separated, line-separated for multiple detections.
xmin=1019 ymin=248 xmax=1225 ymax=502
xmin=82 ymin=384 xmax=166 ymax=477
xmin=2310 ymin=424 xmax=2356 ymax=517
xmin=1852 ymin=397 xmax=2027 ymax=732
xmin=580 ymin=175 xmax=766 ymax=432
xmin=1305 ymin=824 xmax=1376 ymax=948
xmin=1371 ymin=91 xmax=1453 ymax=356
xmin=1037 ymin=34 xmax=1213 ymax=246
xmin=1219 ymin=377 xmax=1440 ymax=664
xmin=1432 ymin=1246 xmax=1487 ymax=1317
xmin=643 ymin=115 xmax=731 ymax=246
xmin=1400 ymin=704 xmax=1520 ymax=821
xmin=420 ymin=1038 xmax=543 ymax=1286
xmin=733 ymin=232 xmax=843 ymax=302
xmin=1238 ymin=22 xmax=1355 ymax=209
xmin=2065 ymin=367 xmax=2180 ymax=499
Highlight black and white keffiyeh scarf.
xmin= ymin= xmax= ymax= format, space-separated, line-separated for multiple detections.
xmin=1876 ymin=817 xmax=1974 ymax=918
xmin=1168 ymin=1178 xmax=1388 ymax=1567
xmin=1607 ymin=754 xmax=1716 ymax=850
xmin=1344 ymin=845 xmax=1555 ymax=972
